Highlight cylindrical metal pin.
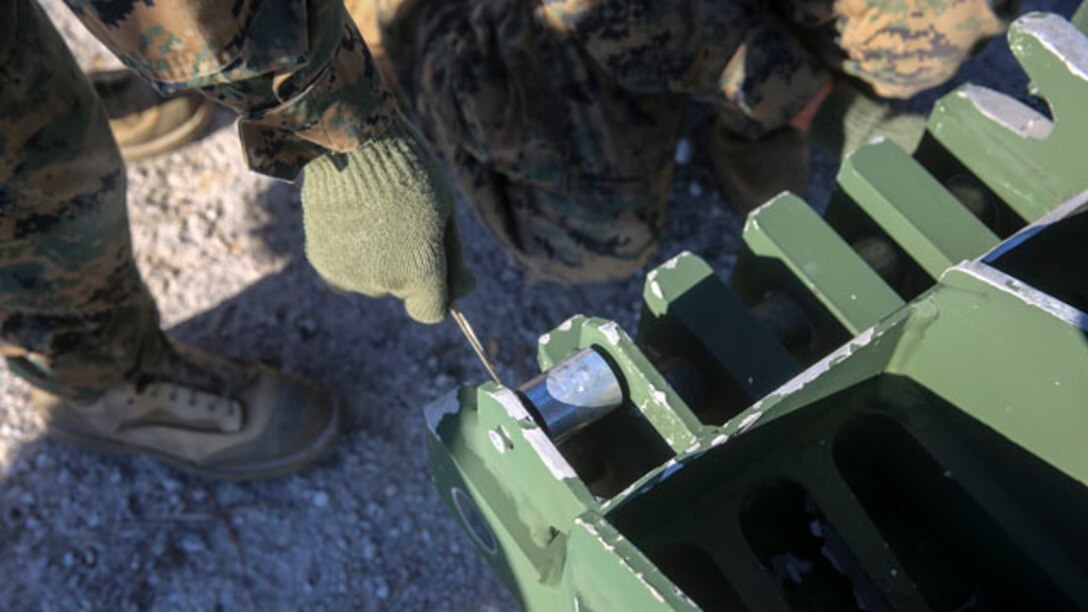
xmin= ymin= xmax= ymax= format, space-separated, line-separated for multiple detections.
xmin=519 ymin=348 xmax=624 ymax=444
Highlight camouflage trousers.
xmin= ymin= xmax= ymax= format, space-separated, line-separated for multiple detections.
xmin=0 ymin=0 xmax=158 ymax=398
xmin=361 ymin=0 xmax=1012 ymax=283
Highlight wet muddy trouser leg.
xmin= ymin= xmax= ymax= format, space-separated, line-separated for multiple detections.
xmin=0 ymin=0 xmax=159 ymax=400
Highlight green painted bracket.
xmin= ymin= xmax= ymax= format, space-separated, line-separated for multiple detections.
xmin=538 ymin=315 xmax=703 ymax=452
xmin=564 ymin=513 xmax=698 ymax=610
xmin=927 ymin=13 xmax=1088 ymax=220
xmin=742 ymin=193 xmax=905 ymax=335
xmin=837 ymin=140 xmax=999 ymax=279
xmin=638 ymin=252 xmax=799 ymax=402
xmin=425 ymin=384 xmax=597 ymax=608
xmin=889 ymin=262 xmax=1088 ymax=490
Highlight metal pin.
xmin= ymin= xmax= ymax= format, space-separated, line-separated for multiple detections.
xmin=450 ymin=303 xmax=503 ymax=386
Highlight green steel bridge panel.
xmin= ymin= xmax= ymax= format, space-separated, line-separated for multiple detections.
xmin=639 ymin=252 xmax=799 ymax=401
xmin=425 ymin=11 xmax=1088 ymax=610
xmin=928 ymin=13 xmax=1088 ymax=220
xmin=425 ymin=383 xmax=609 ymax=609
xmin=837 ymin=140 xmax=1000 ymax=279
xmin=743 ymin=192 xmax=905 ymax=335
xmin=1074 ymin=1 xmax=1088 ymax=34
xmin=537 ymin=315 xmax=704 ymax=452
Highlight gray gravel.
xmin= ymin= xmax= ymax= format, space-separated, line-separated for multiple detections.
xmin=1 ymin=1 xmax=1077 ymax=610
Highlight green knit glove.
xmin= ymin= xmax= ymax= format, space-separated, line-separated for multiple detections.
xmin=811 ymin=82 xmax=926 ymax=158
xmin=301 ymin=114 xmax=475 ymax=324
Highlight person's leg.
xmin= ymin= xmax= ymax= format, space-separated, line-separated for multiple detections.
xmin=374 ymin=0 xmax=682 ymax=283
xmin=0 ymin=0 xmax=340 ymax=480
xmin=0 ymin=0 xmax=157 ymax=400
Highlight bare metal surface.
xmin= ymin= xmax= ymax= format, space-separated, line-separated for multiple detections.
xmin=520 ymin=348 xmax=624 ymax=443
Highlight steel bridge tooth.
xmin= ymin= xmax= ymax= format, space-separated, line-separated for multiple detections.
xmin=734 ymin=193 xmax=904 ymax=347
xmin=927 ymin=13 xmax=1088 ymax=220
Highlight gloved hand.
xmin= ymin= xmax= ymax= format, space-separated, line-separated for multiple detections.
xmin=301 ymin=113 xmax=475 ymax=324
xmin=811 ymin=82 xmax=926 ymax=158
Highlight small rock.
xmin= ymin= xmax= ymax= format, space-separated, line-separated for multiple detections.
xmin=313 ymin=491 xmax=329 ymax=508
xmin=361 ymin=538 xmax=377 ymax=561
xmin=34 ymin=453 xmax=53 ymax=469
xmin=62 ymin=552 xmax=75 ymax=568
xmin=675 ymin=138 xmax=694 ymax=165
xmin=688 ymin=181 xmax=704 ymax=197
xmin=179 ymin=533 xmax=205 ymax=554
xmin=81 ymin=547 xmax=98 ymax=568
xmin=499 ymin=267 xmax=519 ymax=284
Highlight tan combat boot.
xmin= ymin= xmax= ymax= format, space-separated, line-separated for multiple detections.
xmin=90 ymin=69 xmax=213 ymax=162
xmin=33 ymin=335 xmax=342 ymax=480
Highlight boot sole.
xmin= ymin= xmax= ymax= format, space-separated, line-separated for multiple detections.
xmin=44 ymin=394 xmax=345 ymax=482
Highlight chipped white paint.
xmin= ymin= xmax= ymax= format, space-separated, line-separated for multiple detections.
xmin=658 ymin=459 xmax=683 ymax=480
xmin=960 ymin=86 xmax=1053 ymax=140
xmin=675 ymin=588 xmax=698 ymax=608
xmin=754 ymin=324 xmax=880 ymax=410
xmin=558 ymin=318 xmax=575 ymax=332
xmin=663 ymin=252 xmax=688 ymax=269
xmin=424 ymin=389 xmax=461 ymax=435
xmin=1017 ymin=13 xmax=1088 ymax=81
xmin=646 ymin=383 xmax=668 ymax=406
xmin=710 ymin=434 xmax=729 ymax=446
xmin=955 ymin=261 xmax=1088 ymax=331
xmin=650 ymin=280 xmax=664 ymax=300
xmin=487 ymin=388 xmax=578 ymax=480
xmin=736 ymin=411 xmax=763 ymax=433
xmin=598 ymin=321 xmax=623 ymax=345
xmin=539 ymin=332 xmax=551 ymax=345
xmin=684 ymin=442 xmax=701 ymax=454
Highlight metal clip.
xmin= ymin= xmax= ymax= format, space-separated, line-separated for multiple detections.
xmin=449 ymin=303 xmax=503 ymax=386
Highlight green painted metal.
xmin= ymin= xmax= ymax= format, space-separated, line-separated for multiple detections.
xmin=740 ymin=193 xmax=904 ymax=335
xmin=426 ymin=11 xmax=1088 ymax=611
xmin=638 ymin=252 xmax=799 ymax=414
xmin=928 ymin=13 xmax=1088 ymax=220
xmin=538 ymin=315 xmax=703 ymax=453
xmin=836 ymin=140 xmax=999 ymax=279
xmin=1074 ymin=1 xmax=1088 ymax=34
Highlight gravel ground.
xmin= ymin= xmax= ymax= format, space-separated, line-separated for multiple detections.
xmin=1 ymin=1 xmax=1077 ymax=610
